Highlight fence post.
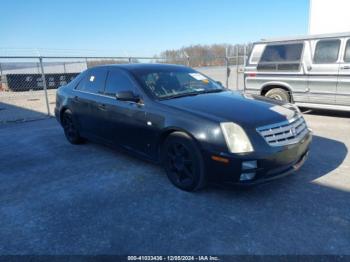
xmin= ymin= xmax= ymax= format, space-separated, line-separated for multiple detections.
xmin=128 ymin=57 xmax=132 ymax=64
xmin=39 ymin=57 xmax=51 ymax=116
xmin=187 ymin=56 xmax=190 ymax=67
xmin=236 ymin=46 xmax=239 ymax=90
xmin=0 ymin=63 xmax=2 ymax=91
xmin=225 ymin=47 xmax=229 ymax=88
xmin=243 ymin=45 xmax=247 ymax=67
xmin=85 ymin=58 xmax=89 ymax=69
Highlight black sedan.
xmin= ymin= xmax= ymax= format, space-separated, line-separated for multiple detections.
xmin=55 ymin=64 xmax=312 ymax=191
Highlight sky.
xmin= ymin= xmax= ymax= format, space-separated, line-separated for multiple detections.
xmin=0 ymin=0 xmax=309 ymax=56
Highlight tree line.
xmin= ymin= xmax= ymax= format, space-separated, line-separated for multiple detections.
xmin=84 ymin=43 xmax=253 ymax=68
xmin=156 ymin=43 xmax=253 ymax=67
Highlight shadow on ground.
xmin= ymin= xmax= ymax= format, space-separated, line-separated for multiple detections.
xmin=0 ymin=100 xmax=50 ymax=123
xmin=300 ymin=107 xmax=350 ymax=118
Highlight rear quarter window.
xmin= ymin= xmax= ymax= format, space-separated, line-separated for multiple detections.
xmin=249 ymin=44 xmax=265 ymax=64
xmin=76 ymin=68 xmax=107 ymax=94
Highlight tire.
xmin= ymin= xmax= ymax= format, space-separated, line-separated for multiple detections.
xmin=162 ymin=132 xmax=206 ymax=192
xmin=61 ymin=109 xmax=85 ymax=145
xmin=265 ymin=88 xmax=290 ymax=103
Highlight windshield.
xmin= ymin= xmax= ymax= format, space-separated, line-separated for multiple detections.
xmin=133 ymin=69 xmax=225 ymax=99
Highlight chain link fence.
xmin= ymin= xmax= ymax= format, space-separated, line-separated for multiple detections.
xmin=0 ymin=49 xmax=249 ymax=124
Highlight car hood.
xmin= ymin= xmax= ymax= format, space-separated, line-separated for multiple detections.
xmin=159 ymin=91 xmax=298 ymax=128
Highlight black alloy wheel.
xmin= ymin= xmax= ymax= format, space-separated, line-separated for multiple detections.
xmin=62 ymin=110 xmax=84 ymax=144
xmin=163 ymin=132 xmax=206 ymax=191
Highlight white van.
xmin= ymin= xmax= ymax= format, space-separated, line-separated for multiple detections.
xmin=244 ymin=32 xmax=350 ymax=111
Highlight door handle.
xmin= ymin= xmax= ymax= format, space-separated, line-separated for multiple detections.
xmin=340 ymin=66 xmax=350 ymax=70
xmin=97 ymin=103 xmax=106 ymax=111
xmin=73 ymin=96 xmax=82 ymax=103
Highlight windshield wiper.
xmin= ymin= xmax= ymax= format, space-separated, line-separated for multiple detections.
xmin=159 ymin=89 xmax=225 ymax=100
xmin=160 ymin=91 xmax=202 ymax=100
xmin=199 ymin=89 xmax=225 ymax=94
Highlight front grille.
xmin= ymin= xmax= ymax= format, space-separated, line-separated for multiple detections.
xmin=256 ymin=115 xmax=309 ymax=147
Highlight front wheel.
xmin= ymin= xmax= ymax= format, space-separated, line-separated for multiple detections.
xmin=162 ymin=132 xmax=206 ymax=191
xmin=62 ymin=109 xmax=85 ymax=145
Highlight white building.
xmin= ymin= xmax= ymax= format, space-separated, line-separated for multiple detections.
xmin=309 ymin=0 xmax=350 ymax=34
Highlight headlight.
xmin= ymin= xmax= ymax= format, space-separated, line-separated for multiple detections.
xmin=220 ymin=122 xmax=254 ymax=153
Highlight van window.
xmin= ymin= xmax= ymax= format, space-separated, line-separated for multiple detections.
xmin=260 ymin=43 xmax=303 ymax=62
xmin=249 ymin=44 xmax=265 ymax=64
xmin=344 ymin=40 xmax=350 ymax=63
xmin=313 ymin=39 xmax=340 ymax=64
xmin=257 ymin=43 xmax=303 ymax=71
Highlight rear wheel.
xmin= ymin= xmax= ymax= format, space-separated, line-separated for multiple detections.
xmin=62 ymin=110 xmax=84 ymax=144
xmin=162 ymin=132 xmax=206 ymax=191
xmin=265 ymin=88 xmax=290 ymax=103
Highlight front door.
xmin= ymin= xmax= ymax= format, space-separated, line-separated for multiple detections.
xmin=97 ymin=68 xmax=150 ymax=155
xmin=307 ymin=39 xmax=340 ymax=104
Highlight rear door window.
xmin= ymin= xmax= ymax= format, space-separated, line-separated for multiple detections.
xmin=76 ymin=68 xmax=107 ymax=94
xmin=104 ymin=69 xmax=136 ymax=97
xmin=313 ymin=39 xmax=340 ymax=64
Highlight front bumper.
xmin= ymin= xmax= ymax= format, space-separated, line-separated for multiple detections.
xmin=203 ymin=131 xmax=312 ymax=185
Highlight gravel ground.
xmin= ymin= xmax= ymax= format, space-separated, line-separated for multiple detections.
xmin=0 ymin=110 xmax=349 ymax=255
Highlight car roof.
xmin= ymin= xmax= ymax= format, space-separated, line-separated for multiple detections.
xmin=95 ymin=63 xmax=190 ymax=72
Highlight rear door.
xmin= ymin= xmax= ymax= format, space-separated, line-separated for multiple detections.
xmin=307 ymin=39 xmax=341 ymax=104
xmin=336 ymin=38 xmax=350 ymax=106
xmin=73 ymin=67 xmax=108 ymax=138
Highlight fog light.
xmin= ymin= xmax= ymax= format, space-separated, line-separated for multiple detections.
xmin=240 ymin=172 xmax=256 ymax=181
xmin=242 ymin=160 xmax=257 ymax=170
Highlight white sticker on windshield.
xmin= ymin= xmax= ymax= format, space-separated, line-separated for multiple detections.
xmin=89 ymin=76 xmax=95 ymax=82
xmin=189 ymin=73 xmax=207 ymax=81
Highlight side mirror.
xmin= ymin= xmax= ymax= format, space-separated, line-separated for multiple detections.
xmin=216 ymin=81 xmax=223 ymax=86
xmin=116 ymin=90 xmax=140 ymax=103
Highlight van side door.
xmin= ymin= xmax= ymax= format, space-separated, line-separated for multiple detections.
xmin=336 ymin=38 xmax=350 ymax=106
xmin=307 ymin=39 xmax=341 ymax=104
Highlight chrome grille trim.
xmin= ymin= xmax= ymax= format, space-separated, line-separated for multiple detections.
xmin=256 ymin=115 xmax=309 ymax=147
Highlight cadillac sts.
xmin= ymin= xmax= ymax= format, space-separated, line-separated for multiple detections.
xmin=55 ymin=64 xmax=312 ymax=191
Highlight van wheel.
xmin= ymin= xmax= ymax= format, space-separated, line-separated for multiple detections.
xmin=265 ymin=88 xmax=290 ymax=102
xmin=162 ymin=132 xmax=206 ymax=192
